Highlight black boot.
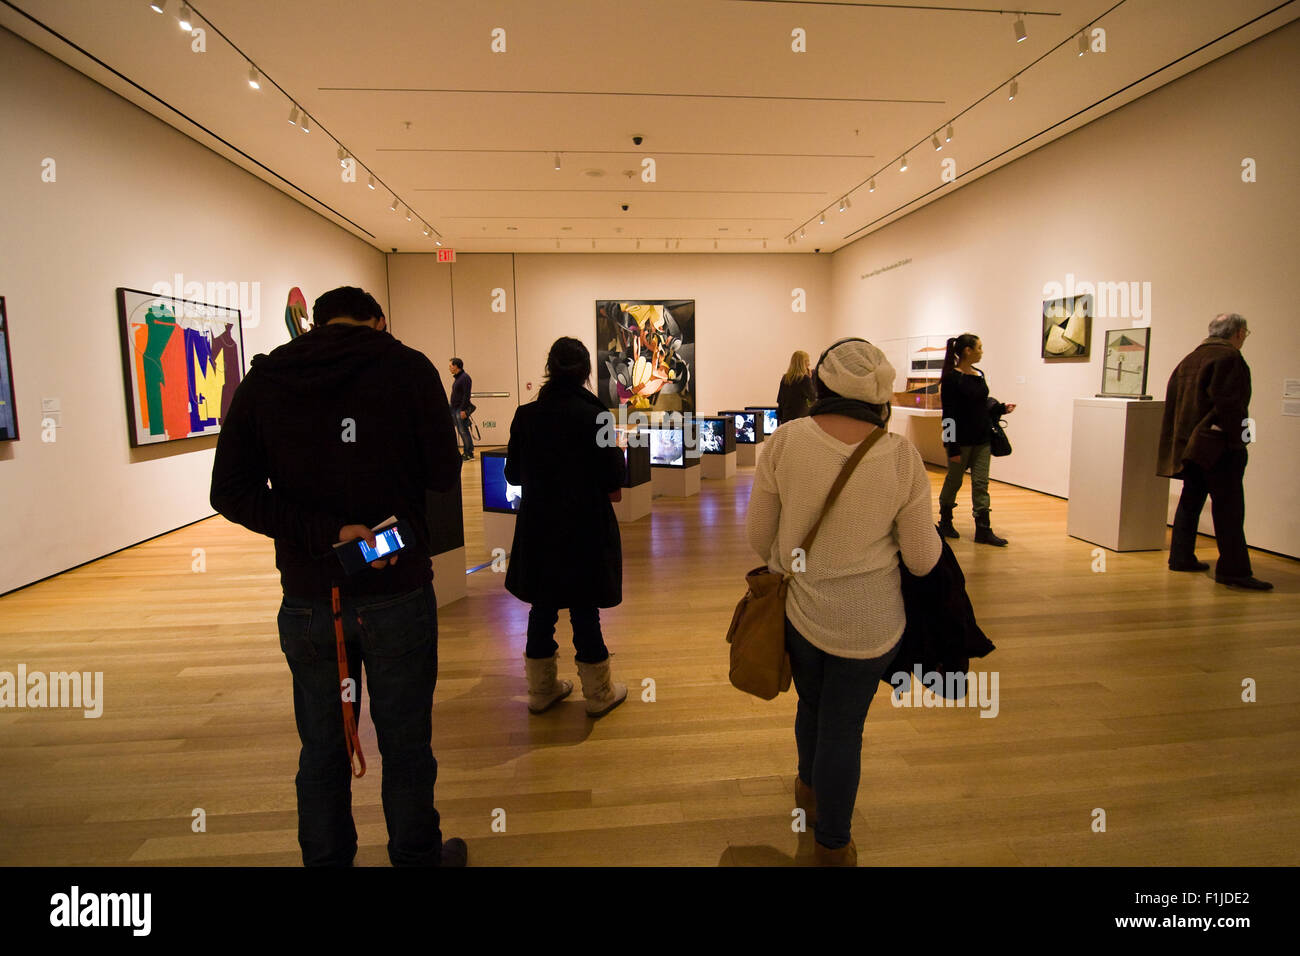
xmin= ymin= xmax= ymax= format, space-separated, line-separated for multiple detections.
xmin=938 ymin=504 xmax=960 ymax=539
xmin=973 ymin=509 xmax=1007 ymax=547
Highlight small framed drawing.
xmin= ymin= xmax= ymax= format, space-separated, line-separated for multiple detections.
xmin=1098 ymin=328 xmax=1152 ymax=399
xmin=1042 ymin=294 xmax=1092 ymax=358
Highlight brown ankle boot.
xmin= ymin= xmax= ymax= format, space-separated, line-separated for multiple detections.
xmin=814 ymin=838 xmax=857 ymax=866
xmin=794 ymin=776 xmax=817 ymax=826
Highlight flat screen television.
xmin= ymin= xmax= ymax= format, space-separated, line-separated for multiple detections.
xmin=719 ymin=410 xmax=760 ymax=444
xmin=697 ymin=416 xmax=735 ymax=455
xmin=480 ymin=451 xmax=523 ymax=514
xmin=746 ymin=406 xmax=779 ymax=436
xmin=624 ymin=441 xmax=651 ymax=486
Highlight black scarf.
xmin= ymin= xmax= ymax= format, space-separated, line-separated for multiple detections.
xmin=808 ymin=396 xmax=888 ymax=427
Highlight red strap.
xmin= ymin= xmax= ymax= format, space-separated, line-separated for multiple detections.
xmin=331 ymin=585 xmax=366 ymax=778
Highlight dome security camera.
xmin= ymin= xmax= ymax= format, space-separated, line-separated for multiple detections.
xmin=621 ymin=203 xmax=630 ymax=212
xmin=814 ymin=247 xmax=821 ymax=253
xmin=632 ymin=135 xmax=643 ymax=146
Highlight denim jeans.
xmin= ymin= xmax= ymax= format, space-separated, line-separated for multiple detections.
xmin=939 ymin=442 xmax=992 ymax=514
xmin=277 ymin=584 xmax=442 ymax=866
xmin=526 ymin=605 xmax=609 ymax=664
xmin=453 ymin=412 xmax=474 ymax=457
xmin=785 ymin=618 xmax=900 ymax=850
xmin=1170 ymin=446 xmax=1251 ymax=578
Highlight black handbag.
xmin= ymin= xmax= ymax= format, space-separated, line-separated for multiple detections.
xmin=985 ymin=395 xmax=1011 ymax=457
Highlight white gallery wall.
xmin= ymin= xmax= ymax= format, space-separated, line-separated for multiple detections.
xmin=829 ymin=21 xmax=1300 ymax=559
xmin=388 ymin=252 xmax=834 ymax=442
xmin=0 ymin=28 xmax=388 ymax=595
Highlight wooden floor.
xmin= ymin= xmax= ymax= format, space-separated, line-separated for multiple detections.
xmin=1 ymin=455 xmax=1297 ymax=867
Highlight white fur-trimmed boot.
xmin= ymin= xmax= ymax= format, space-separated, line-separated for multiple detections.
xmin=524 ymin=654 xmax=572 ymax=714
xmin=575 ymin=657 xmax=627 ymax=718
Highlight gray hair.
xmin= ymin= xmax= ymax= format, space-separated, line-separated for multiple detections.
xmin=1208 ymin=313 xmax=1248 ymax=339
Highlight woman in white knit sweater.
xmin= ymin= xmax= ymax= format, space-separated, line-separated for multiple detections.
xmin=747 ymin=338 xmax=941 ymax=866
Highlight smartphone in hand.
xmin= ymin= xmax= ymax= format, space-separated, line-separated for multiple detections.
xmin=333 ymin=517 xmax=411 ymax=575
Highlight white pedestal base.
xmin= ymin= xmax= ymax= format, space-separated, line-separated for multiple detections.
xmin=481 ymin=511 xmax=518 ymax=565
xmin=652 ymin=465 xmax=701 ymax=498
xmin=736 ymin=444 xmax=759 ymax=467
xmin=612 ymin=481 xmax=652 ymax=522
xmin=1067 ymin=398 xmax=1170 ymax=551
xmin=431 ymin=547 xmax=466 ymax=607
xmin=889 ymin=407 xmax=947 ymax=467
xmin=701 ymin=452 xmax=736 ymax=479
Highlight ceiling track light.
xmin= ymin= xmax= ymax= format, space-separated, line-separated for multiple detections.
xmin=287 ymin=104 xmax=299 ymax=126
xmin=945 ymin=124 xmax=953 ymax=143
xmin=336 ymin=146 xmax=346 ymax=165
xmin=405 ymin=209 xmax=413 ymax=222
xmin=763 ymin=239 xmax=768 ymax=249
xmin=932 ymin=133 xmax=942 ymax=151
xmin=178 ymin=3 xmax=193 ymax=31
xmin=714 ymin=239 xmax=719 ymax=249
xmin=435 ymin=239 xmax=442 ymax=246
xmin=367 ymin=174 xmax=376 ymax=190
xmin=818 ymin=211 xmax=826 ymax=226
xmin=300 ymin=114 xmax=310 ymax=134
xmin=799 ymin=227 xmax=806 ymax=239
xmin=423 ymin=225 xmax=431 ymax=237
xmin=1078 ymin=32 xmax=1089 ymax=56
xmin=900 ymin=154 xmax=908 ymax=172
xmin=1009 ymin=78 xmax=1019 ymax=101
xmin=838 ymin=199 xmax=846 ymax=213
xmin=553 ymin=152 xmax=561 ymax=170
xmin=247 ymin=67 xmax=261 ymax=90
xmin=149 ymin=1 xmax=165 ymax=14
xmin=675 ymin=239 xmax=681 ymax=249
xmin=592 ymin=240 xmax=596 ymax=250
xmin=1013 ymin=15 xmax=1027 ymax=43
xmin=868 ymin=178 xmax=876 ymax=193
xmin=636 ymin=239 xmax=641 ymax=249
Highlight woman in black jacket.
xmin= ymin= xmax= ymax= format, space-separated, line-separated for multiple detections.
xmin=938 ymin=334 xmax=1016 ymax=545
xmin=505 ymin=337 xmax=628 ymax=717
xmin=776 ymin=350 xmax=817 ymax=425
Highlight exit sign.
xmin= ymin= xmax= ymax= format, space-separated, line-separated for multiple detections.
xmin=436 ymin=249 xmax=456 ymax=262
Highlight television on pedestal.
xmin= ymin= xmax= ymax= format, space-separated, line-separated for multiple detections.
xmin=697 ymin=415 xmax=736 ymax=479
xmin=479 ymin=450 xmax=519 ymax=567
xmin=719 ymin=410 xmax=763 ymax=466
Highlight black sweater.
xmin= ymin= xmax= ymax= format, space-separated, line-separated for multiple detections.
xmin=940 ymin=368 xmax=1006 ymax=456
xmin=776 ymin=375 xmax=817 ymax=425
xmin=449 ymin=370 xmax=472 ymax=412
xmin=210 ymin=323 xmax=462 ymax=600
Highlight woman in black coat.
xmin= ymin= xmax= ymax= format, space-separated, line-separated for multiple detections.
xmin=505 ymin=337 xmax=628 ymax=717
xmin=776 ymin=350 xmax=817 ymax=425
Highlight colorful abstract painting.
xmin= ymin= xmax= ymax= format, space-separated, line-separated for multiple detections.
xmin=285 ymin=286 xmax=309 ymax=340
xmin=596 ymin=299 xmax=695 ymax=413
xmin=0 ymin=297 xmax=17 ymax=441
xmin=116 ymin=287 xmax=245 ymax=447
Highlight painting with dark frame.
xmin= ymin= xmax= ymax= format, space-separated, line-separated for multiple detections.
xmin=0 ymin=297 xmax=17 ymax=441
xmin=596 ymin=299 xmax=695 ymax=412
xmin=1042 ymin=294 xmax=1093 ymax=359
xmin=116 ymin=287 xmax=245 ymax=447
xmin=1099 ymin=327 xmax=1152 ymax=398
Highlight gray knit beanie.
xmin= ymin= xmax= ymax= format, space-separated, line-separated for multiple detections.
xmin=816 ymin=339 xmax=896 ymax=404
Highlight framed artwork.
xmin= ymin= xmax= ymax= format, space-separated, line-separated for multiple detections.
xmin=1042 ymin=294 xmax=1092 ymax=358
xmin=1099 ymin=328 xmax=1151 ymax=397
xmin=0 ymin=297 xmax=17 ymax=441
xmin=596 ymin=299 xmax=694 ymax=412
xmin=116 ymin=287 xmax=245 ymax=447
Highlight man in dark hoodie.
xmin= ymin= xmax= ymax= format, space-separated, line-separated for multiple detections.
xmin=448 ymin=357 xmax=474 ymax=460
xmin=210 ymin=286 xmax=467 ymax=866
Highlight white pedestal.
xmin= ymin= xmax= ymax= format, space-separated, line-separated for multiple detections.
xmin=1067 ymin=398 xmax=1170 ymax=551
xmin=612 ymin=481 xmax=651 ymax=522
xmin=701 ymin=452 xmax=736 ymax=479
xmin=652 ymin=465 xmax=701 ymax=498
xmin=890 ymin=407 xmax=947 ymax=467
xmin=431 ymin=547 xmax=466 ymax=607
xmin=736 ymin=444 xmax=758 ymax=467
xmin=482 ymin=511 xmax=517 ymax=564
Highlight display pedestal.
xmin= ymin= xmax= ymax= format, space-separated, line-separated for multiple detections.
xmin=889 ymin=407 xmax=947 ymax=467
xmin=481 ymin=511 xmax=517 ymax=565
xmin=652 ymin=464 xmax=701 ymax=498
xmin=1067 ymin=398 xmax=1169 ymax=551
xmin=701 ymin=452 xmax=736 ymax=479
xmin=431 ymin=548 xmax=466 ymax=606
xmin=736 ymin=444 xmax=758 ymax=467
xmin=612 ymin=482 xmax=651 ymax=522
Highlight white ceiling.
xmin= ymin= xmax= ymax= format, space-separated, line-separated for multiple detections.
xmin=3 ymin=0 xmax=1296 ymax=253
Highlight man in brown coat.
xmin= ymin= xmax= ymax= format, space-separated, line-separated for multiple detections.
xmin=1156 ymin=313 xmax=1271 ymax=590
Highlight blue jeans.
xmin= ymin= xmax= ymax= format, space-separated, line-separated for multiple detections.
xmin=277 ymin=584 xmax=442 ymax=866
xmin=526 ymin=605 xmax=609 ymax=664
xmin=454 ymin=412 xmax=474 ymax=456
xmin=785 ymin=618 xmax=900 ymax=850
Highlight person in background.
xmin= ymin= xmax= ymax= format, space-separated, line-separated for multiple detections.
xmin=937 ymin=334 xmax=1016 ymax=545
xmin=448 ymin=357 xmax=474 ymax=460
xmin=504 ymin=337 xmax=629 ymax=717
xmin=1157 ymin=313 xmax=1271 ymax=590
xmin=210 ymin=286 xmax=466 ymax=867
xmin=777 ymin=350 xmax=817 ymax=425
xmin=748 ymin=338 xmax=941 ymax=866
